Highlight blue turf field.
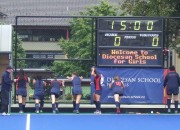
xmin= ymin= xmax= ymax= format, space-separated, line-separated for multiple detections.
xmin=0 ymin=114 xmax=180 ymax=130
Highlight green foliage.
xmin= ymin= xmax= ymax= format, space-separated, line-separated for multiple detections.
xmin=59 ymin=26 xmax=91 ymax=59
xmin=55 ymin=0 xmax=120 ymax=77
xmin=12 ymin=31 xmax=26 ymax=68
xmin=169 ymin=36 xmax=180 ymax=58
xmin=82 ymin=0 xmax=119 ymax=16
xmin=59 ymin=0 xmax=119 ymax=59
xmin=120 ymin=0 xmax=180 ymax=57
xmin=52 ymin=60 xmax=92 ymax=78
xmin=65 ymin=93 xmax=72 ymax=100
xmin=120 ymin=0 xmax=176 ymax=16
xmin=84 ymin=94 xmax=91 ymax=100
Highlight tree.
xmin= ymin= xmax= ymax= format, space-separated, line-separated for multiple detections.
xmin=12 ymin=31 xmax=26 ymax=68
xmin=60 ymin=0 xmax=119 ymax=59
xmin=120 ymin=0 xmax=176 ymax=16
xmin=53 ymin=0 xmax=120 ymax=77
xmin=120 ymin=0 xmax=180 ymax=57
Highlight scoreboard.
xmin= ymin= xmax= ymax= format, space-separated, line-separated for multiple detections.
xmin=96 ymin=18 xmax=164 ymax=67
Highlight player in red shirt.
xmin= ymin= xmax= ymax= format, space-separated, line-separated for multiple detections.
xmin=91 ymin=67 xmax=102 ymax=114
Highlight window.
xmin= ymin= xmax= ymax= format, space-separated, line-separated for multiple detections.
xmin=47 ymin=55 xmax=54 ymax=59
xmin=18 ymin=29 xmax=66 ymax=41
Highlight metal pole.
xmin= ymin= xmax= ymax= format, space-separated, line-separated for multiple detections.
xmin=170 ymin=51 xmax=173 ymax=66
xmin=14 ymin=16 xmax=18 ymax=104
xmin=8 ymin=91 xmax=12 ymax=113
xmin=91 ymin=18 xmax=94 ymax=66
xmin=166 ymin=18 xmax=169 ymax=68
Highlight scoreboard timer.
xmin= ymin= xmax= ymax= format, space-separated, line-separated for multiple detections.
xmin=96 ymin=18 xmax=164 ymax=67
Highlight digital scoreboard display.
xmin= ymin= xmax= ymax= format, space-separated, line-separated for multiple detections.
xmin=96 ymin=18 xmax=164 ymax=67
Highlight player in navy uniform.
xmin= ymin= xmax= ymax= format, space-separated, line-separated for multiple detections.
xmin=14 ymin=69 xmax=29 ymax=113
xmin=33 ymin=75 xmax=46 ymax=113
xmin=67 ymin=72 xmax=83 ymax=114
xmin=50 ymin=77 xmax=65 ymax=113
xmin=109 ymin=75 xmax=124 ymax=114
xmin=91 ymin=67 xmax=102 ymax=114
xmin=1 ymin=66 xmax=13 ymax=115
xmin=164 ymin=65 xmax=180 ymax=113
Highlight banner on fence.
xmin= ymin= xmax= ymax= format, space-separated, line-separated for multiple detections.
xmin=91 ymin=68 xmax=164 ymax=104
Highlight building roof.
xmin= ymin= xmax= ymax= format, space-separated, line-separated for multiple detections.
xmin=0 ymin=0 xmax=122 ymax=26
xmin=0 ymin=11 xmax=7 ymax=17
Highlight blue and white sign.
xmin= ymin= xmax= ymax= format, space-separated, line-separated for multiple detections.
xmin=91 ymin=68 xmax=164 ymax=104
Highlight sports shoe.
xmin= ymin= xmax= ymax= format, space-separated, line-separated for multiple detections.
xmin=94 ymin=110 xmax=101 ymax=114
xmin=116 ymin=108 xmax=120 ymax=114
xmin=6 ymin=113 xmax=10 ymax=116
xmin=53 ymin=110 xmax=56 ymax=114
xmin=73 ymin=110 xmax=79 ymax=114
xmin=40 ymin=110 xmax=43 ymax=113
xmin=174 ymin=110 xmax=178 ymax=114
xmin=55 ymin=109 xmax=59 ymax=113
xmin=2 ymin=112 xmax=10 ymax=116
xmin=19 ymin=110 xmax=24 ymax=114
xmin=35 ymin=110 xmax=39 ymax=114
xmin=2 ymin=112 xmax=7 ymax=116
xmin=74 ymin=110 xmax=79 ymax=114
xmin=167 ymin=109 xmax=171 ymax=113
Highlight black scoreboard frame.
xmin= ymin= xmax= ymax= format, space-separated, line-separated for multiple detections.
xmin=96 ymin=17 xmax=164 ymax=68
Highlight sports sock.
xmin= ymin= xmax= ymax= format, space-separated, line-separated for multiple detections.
xmin=52 ymin=103 xmax=56 ymax=111
xmin=35 ymin=103 xmax=39 ymax=111
xmin=55 ymin=102 xmax=59 ymax=109
xmin=94 ymin=101 xmax=97 ymax=109
xmin=40 ymin=100 xmax=44 ymax=110
xmin=96 ymin=101 xmax=101 ymax=111
xmin=19 ymin=103 xmax=22 ymax=111
xmin=76 ymin=103 xmax=80 ymax=111
xmin=73 ymin=101 xmax=76 ymax=110
xmin=174 ymin=101 xmax=179 ymax=111
xmin=115 ymin=102 xmax=120 ymax=108
xmin=22 ymin=104 xmax=25 ymax=111
xmin=167 ymin=99 xmax=171 ymax=109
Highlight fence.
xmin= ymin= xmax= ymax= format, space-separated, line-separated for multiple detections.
xmin=23 ymin=79 xmax=91 ymax=104
xmin=13 ymin=16 xmax=180 ymax=104
xmin=14 ymin=16 xmax=96 ymax=104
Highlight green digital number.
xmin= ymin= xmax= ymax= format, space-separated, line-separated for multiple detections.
xmin=147 ymin=21 xmax=154 ymax=30
xmin=152 ymin=37 xmax=159 ymax=46
xmin=114 ymin=36 xmax=121 ymax=46
xmin=134 ymin=21 xmax=141 ymax=30
xmin=120 ymin=21 xmax=126 ymax=30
